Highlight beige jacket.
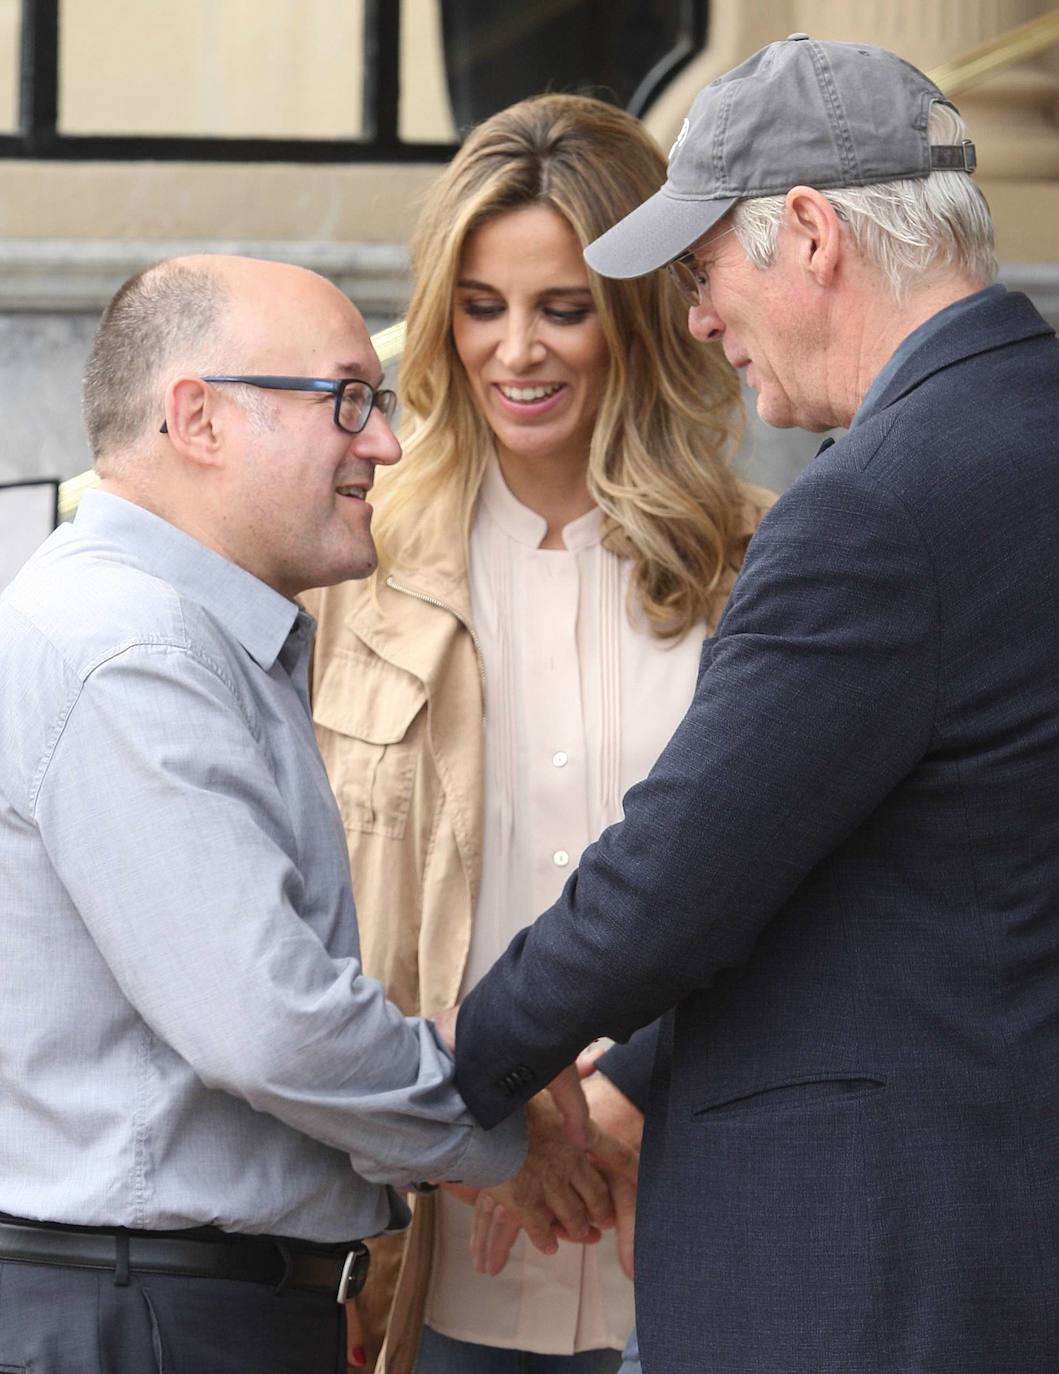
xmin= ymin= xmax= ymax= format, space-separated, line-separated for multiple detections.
xmin=304 ymin=478 xmax=773 ymax=1373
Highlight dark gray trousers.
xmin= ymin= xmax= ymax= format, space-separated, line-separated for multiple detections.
xmin=0 ymin=1258 xmax=345 ymax=1373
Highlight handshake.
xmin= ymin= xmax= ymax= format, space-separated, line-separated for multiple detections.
xmin=434 ymin=1007 xmax=642 ymax=1278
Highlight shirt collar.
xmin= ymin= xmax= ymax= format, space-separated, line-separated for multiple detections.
xmin=74 ymin=490 xmax=303 ymax=671
xmin=480 ymin=454 xmax=602 ymax=551
xmin=852 ymin=284 xmax=1009 ymax=429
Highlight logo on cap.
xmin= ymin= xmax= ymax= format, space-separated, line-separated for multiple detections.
xmin=668 ymin=118 xmax=690 ymax=165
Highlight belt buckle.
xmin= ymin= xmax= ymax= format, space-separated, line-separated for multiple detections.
xmin=336 ymin=1243 xmax=370 ymax=1304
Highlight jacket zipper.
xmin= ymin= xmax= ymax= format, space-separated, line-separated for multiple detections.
xmin=385 ymin=575 xmax=487 ymax=707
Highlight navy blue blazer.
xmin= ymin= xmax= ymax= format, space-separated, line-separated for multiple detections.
xmin=455 ymin=287 xmax=1059 ymax=1373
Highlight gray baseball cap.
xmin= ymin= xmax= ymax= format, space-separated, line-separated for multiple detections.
xmin=585 ymin=33 xmax=976 ymax=280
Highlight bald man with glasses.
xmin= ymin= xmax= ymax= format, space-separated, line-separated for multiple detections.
xmin=0 ymin=256 xmax=633 ymax=1373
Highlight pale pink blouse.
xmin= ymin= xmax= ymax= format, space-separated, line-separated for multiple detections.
xmin=425 ymin=458 xmax=704 ymax=1353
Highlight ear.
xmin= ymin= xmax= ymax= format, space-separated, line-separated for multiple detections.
xmin=783 ymin=187 xmax=843 ymax=288
xmin=162 ymin=375 xmax=224 ymax=468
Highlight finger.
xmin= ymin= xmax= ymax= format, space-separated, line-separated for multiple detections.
xmin=588 ymin=1130 xmax=640 ymax=1280
xmin=471 ymin=1191 xmax=498 ymax=1274
xmin=538 ymin=1172 xmax=591 ymax=1243
xmin=345 ymin=1296 xmax=366 ymax=1368
xmin=483 ymin=1204 xmax=523 ymax=1276
xmin=570 ymin=1156 xmax=615 ymax=1232
xmin=554 ymin=1222 xmax=603 ymax=1245
xmin=547 ymin=1064 xmax=590 ymax=1150
xmin=588 ymin=1128 xmax=640 ymax=1189
xmin=609 ymin=1169 xmax=637 ymax=1280
xmin=576 ymin=1042 xmax=606 ymax=1078
xmin=517 ymin=1200 xmax=560 ymax=1256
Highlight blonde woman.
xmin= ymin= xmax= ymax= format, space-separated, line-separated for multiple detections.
xmin=307 ymin=93 xmax=771 ymax=1374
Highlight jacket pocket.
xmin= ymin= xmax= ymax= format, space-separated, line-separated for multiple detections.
xmin=692 ymin=1074 xmax=885 ymax=1120
xmin=313 ymin=648 xmax=427 ymax=839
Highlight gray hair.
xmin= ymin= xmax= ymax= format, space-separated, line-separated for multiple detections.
xmin=732 ymin=103 xmax=997 ymax=300
xmin=82 ymin=261 xmax=231 ymax=467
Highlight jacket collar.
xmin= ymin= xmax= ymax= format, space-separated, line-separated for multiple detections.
xmin=856 ymin=286 xmax=1054 ymax=428
xmin=339 ymin=476 xmax=476 ymax=689
xmin=378 ymin=477 xmax=473 ymax=621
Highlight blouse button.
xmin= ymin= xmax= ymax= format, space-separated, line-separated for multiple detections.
xmin=553 ymin=850 xmax=570 ymax=868
xmin=552 ymin=751 xmax=569 ymax=768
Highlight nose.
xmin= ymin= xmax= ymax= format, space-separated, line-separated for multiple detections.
xmin=688 ymin=298 xmax=725 ymax=344
xmin=352 ymin=405 xmax=402 ymax=467
xmin=496 ymin=311 xmax=546 ymax=372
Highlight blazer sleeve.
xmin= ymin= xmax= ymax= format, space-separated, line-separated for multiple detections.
xmin=455 ymin=453 xmax=939 ymax=1127
xmin=595 ymin=1022 xmax=659 ymax=1113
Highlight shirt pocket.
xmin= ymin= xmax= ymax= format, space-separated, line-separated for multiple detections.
xmin=312 ymin=646 xmax=427 ymax=840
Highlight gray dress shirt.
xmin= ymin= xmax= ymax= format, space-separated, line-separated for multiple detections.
xmin=0 ymin=490 xmax=524 ymax=1243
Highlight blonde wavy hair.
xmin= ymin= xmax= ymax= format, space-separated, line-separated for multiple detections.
xmin=376 ymin=93 xmax=746 ymax=637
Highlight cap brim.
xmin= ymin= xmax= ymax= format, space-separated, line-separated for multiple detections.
xmin=584 ymin=188 xmax=737 ymax=279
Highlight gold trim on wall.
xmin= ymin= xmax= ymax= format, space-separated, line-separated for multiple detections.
xmin=927 ymin=7 xmax=1059 ymax=95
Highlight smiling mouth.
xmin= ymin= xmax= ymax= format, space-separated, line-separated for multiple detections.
xmin=336 ymin=486 xmax=367 ymax=500
xmin=497 ymin=383 xmax=563 ymax=403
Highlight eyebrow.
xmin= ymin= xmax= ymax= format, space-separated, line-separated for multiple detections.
xmin=456 ymin=278 xmax=593 ymax=298
xmin=335 ymin=361 xmax=385 ymax=388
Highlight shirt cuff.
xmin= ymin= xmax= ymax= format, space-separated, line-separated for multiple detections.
xmin=446 ymin=1105 xmax=528 ymax=1189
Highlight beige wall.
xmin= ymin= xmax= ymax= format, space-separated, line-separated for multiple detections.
xmin=61 ymin=1 xmax=365 ymax=138
xmin=0 ymin=0 xmax=455 ymax=246
xmin=0 ymin=158 xmax=440 ymax=242
xmin=57 ymin=0 xmax=453 ymax=143
xmin=0 ymin=0 xmax=17 ymax=130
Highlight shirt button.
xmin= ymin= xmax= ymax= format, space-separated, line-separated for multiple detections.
xmin=553 ymin=850 xmax=570 ymax=867
xmin=552 ymin=751 xmax=568 ymax=768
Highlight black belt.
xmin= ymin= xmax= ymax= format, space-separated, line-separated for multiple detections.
xmin=0 ymin=1218 xmax=369 ymax=1303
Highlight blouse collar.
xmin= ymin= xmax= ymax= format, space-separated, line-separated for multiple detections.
xmin=479 ymin=454 xmax=603 ymax=552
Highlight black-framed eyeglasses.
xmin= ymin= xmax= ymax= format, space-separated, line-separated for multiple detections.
xmin=159 ymin=375 xmax=398 ymax=436
xmin=665 ymin=252 xmax=708 ymax=306
xmin=663 ymin=224 xmax=737 ymax=306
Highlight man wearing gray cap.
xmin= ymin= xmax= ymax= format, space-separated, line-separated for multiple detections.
xmin=442 ymin=34 xmax=1059 ymax=1374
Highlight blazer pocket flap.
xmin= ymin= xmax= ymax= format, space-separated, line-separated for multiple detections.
xmin=693 ymin=1074 xmax=885 ymax=1119
xmin=313 ymin=649 xmax=426 ymax=744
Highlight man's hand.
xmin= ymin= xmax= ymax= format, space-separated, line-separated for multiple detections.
xmin=468 ymin=1085 xmax=640 ymax=1277
xmin=583 ymin=1072 xmax=642 ymax=1279
xmin=484 ymin=1092 xmax=613 ymax=1252
xmin=583 ymin=1071 xmax=643 ymax=1155
xmin=546 ymin=1062 xmax=591 ymax=1150
xmin=433 ymin=1004 xmax=639 ymax=1275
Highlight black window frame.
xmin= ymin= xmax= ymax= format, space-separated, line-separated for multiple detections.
xmin=1 ymin=0 xmax=707 ymax=164
xmin=2 ymin=0 xmax=457 ymax=163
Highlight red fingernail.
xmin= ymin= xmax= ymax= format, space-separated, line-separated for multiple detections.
xmin=351 ymin=1346 xmax=367 ymax=1366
